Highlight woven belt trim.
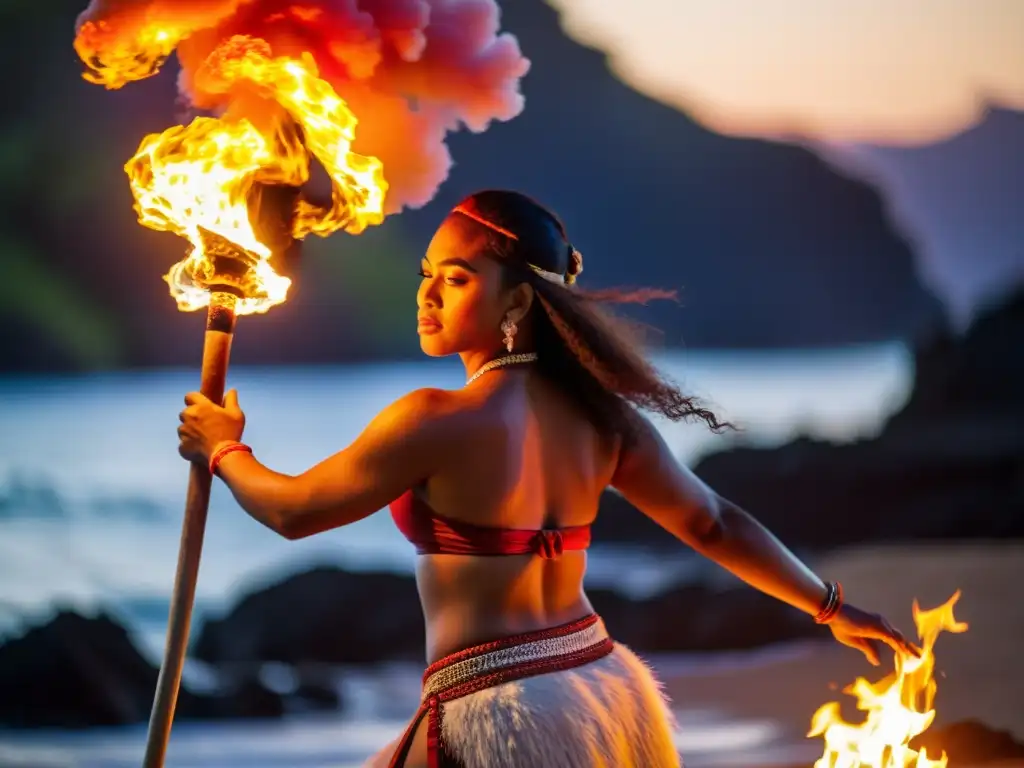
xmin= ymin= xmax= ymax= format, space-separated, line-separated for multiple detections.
xmin=422 ymin=620 xmax=610 ymax=700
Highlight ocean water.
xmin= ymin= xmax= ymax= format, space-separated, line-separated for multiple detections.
xmin=0 ymin=345 xmax=910 ymax=766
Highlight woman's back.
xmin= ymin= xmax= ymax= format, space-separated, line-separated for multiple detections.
xmin=412 ymin=369 xmax=620 ymax=662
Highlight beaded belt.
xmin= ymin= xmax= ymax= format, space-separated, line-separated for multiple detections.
xmin=388 ymin=614 xmax=614 ymax=768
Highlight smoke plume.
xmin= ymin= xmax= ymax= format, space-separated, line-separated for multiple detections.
xmin=75 ymin=0 xmax=530 ymax=212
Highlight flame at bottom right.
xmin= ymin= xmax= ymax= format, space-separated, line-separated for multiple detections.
xmin=809 ymin=591 xmax=970 ymax=768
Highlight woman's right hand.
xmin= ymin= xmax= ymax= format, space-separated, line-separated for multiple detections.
xmin=827 ymin=603 xmax=922 ymax=666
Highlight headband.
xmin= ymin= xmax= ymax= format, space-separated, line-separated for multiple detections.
xmin=453 ymin=204 xmax=584 ymax=286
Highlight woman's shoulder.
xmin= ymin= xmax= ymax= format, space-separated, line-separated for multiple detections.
xmin=379 ymin=386 xmax=480 ymax=426
xmin=380 ymin=387 xmax=455 ymax=418
xmin=371 ymin=379 xmax=529 ymax=443
xmin=350 ymin=388 xmax=467 ymax=454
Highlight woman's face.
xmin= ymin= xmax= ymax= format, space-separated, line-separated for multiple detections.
xmin=416 ymin=216 xmax=510 ymax=357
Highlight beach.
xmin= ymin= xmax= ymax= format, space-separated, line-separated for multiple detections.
xmin=660 ymin=542 xmax=1024 ymax=767
xmin=1 ymin=541 xmax=1019 ymax=767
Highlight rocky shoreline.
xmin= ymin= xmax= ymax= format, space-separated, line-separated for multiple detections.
xmin=0 ymin=566 xmax=824 ymax=728
xmin=190 ymin=566 xmax=826 ymax=668
xmin=595 ymin=289 xmax=1024 ymax=551
xmin=0 ymin=611 xmax=291 ymax=728
xmin=4 ymin=592 xmax=1024 ymax=768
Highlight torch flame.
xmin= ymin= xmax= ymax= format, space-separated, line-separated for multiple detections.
xmin=76 ymin=27 xmax=387 ymax=315
xmin=74 ymin=18 xmax=187 ymax=90
xmin=808 ymin=591 xmax=969 ymax=768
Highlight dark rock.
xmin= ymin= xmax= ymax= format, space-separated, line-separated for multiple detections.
xmin=192 ymin=567 xmax=425 ymax=666
xmin=0 ymin=610 xmax=285 ymax=728
xmin=912 ymin=720 xmax=1024 ymax=764
xmin=592 ymin=489 xmax=679 ymax=549
xmin=194 ymin=675 xmax=287 ymax=721
xmin=588 ymin=583 xmax=824 ymax=652
xmin=893 ymin=287 xmax=1024 ymax=421
xmin=291 ymin=680 xmax=342 ymax=712
xmin=593 ymin=288 xmax=1024 ymax=550
xmin=192 ymin=565 xmax=823 ymax=666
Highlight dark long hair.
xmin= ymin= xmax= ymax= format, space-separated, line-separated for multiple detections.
xmin=452 ymin=190 xmax=732 ymax=442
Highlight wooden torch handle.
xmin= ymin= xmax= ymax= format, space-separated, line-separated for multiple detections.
xmin=143 ymin=292 xmax=238 ymax=768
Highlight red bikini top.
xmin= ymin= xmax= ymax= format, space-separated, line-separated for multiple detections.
xmin=389 ymin=490 xmax=592 ymax=559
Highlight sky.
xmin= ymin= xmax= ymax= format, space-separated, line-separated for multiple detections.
xmin=546 ymin=0 xmax=1024 ymax=328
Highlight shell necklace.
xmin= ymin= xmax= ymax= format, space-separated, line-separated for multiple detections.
xmin=465 ymin=353 xmax=539 ymax=386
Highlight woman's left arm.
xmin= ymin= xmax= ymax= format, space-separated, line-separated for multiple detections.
xmin=179 ymin=387 xmax=453 ymax=540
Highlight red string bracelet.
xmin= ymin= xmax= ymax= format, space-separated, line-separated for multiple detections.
xmin=813 ymin=581 xmax=843 ymax=624
xmin=208 ymin=441 xmax=253 ymax=477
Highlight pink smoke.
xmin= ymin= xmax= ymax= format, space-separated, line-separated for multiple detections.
xmin=76 ymin=0 xmax=530 ymax=212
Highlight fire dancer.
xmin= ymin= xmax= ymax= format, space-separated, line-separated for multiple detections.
xmin=177 ymin=190 xmax=921 ymax=767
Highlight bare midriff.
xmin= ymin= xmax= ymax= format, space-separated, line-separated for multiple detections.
xmin=415 ymin=550 xmax=596 ymax=662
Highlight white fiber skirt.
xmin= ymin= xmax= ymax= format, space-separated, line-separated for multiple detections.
xmin=368 ymin=614 xmax=681 ymax=768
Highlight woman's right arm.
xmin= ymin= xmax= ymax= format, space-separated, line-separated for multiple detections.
xmin=610 ymin=414 xmax=918 ymax=663
xmin=611 ymin=416 xmax=831 ymax=616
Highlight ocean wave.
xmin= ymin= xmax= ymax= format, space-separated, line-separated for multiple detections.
xmin=0 ymin=473 xmax=166 ymax=522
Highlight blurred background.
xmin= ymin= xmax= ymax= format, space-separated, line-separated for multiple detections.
xmin=1 ymin=1 xmax=1022 ymax=766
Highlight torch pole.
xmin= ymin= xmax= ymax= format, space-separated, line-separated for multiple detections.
xmin=143 ymin=290 xmax=238 ymax=768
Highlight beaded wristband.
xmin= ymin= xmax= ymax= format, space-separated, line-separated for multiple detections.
xmin=813 ymin=581 xmax=843 ymax=624
xmin=208 ymin=441 xmax=252 ymax=477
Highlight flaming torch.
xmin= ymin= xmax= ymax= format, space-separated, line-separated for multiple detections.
xmin=74 ymin=0 xmax=528 ymax=762
xmin=74 ymin=22 xmax=387 ymax=768
xmin=808 ymin=592 xmax=969 ymax=768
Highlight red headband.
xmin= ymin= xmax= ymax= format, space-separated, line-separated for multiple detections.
xmin=451 ymin=203 xmax=583 ymax=286
xmin=452 ymin=204 xmax=519 ymax=241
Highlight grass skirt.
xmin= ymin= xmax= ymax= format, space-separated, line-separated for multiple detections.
xmin=378 ymin=614 xmax=680 ymax=768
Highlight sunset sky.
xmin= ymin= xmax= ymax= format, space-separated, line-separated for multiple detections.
xmin=547 ymin=0 xmax=1024 ymax=144
xmin=546 ymin=0 xmax=1024 ymax=326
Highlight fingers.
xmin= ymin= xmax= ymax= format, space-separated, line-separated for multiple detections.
xmin=177 ymin=425 xmax=191 ymax=460
xmin=222 ymin=388 xmax=240 ymax=411
xmin=877 ymin=633 xmax=907 ymax=658
xmin=887 ymin=630 xmax=922 ymax=659
xmin=847 ymin=636 xmax=882 ymax=666
xmin=876 ymin=618 xmax=923 ymax=659
xmin=834 ymin=628 xmax=883 ymax=666
xmin=185 ymin=391 xmax=219 ymax=409
xmin=185 ymin=390 xmax=241 ymax=414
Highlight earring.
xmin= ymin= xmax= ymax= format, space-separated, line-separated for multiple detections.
xmin=501 ymin=317 xmax=517 ymax=353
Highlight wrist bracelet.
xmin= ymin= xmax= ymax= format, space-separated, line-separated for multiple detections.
xmin=813 ymin=581 xmax=843 ymax=624
xmin=208 ymin=441 xmax=252 ymax=477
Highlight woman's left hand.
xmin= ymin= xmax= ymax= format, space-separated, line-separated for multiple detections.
xmin=177 ymin=389 xmax=246 ymax=463
xmin=828 ymin=603 xmax=921 ymax=666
